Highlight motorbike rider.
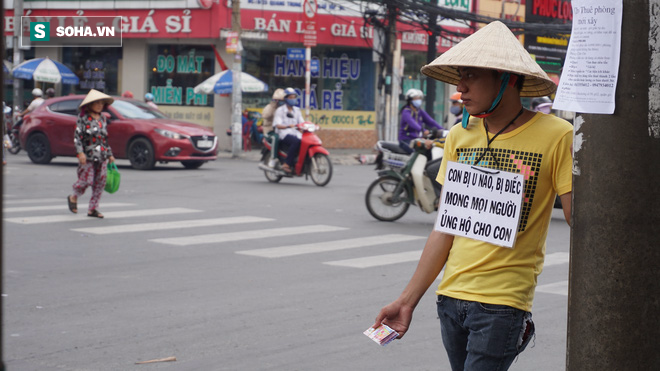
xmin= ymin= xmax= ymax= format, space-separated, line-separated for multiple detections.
xmin=45 ymin=88 xmax=56 ymax=99
xmin=145 ymin=92 xmax=158 ymax=109
xmin=11 ymin=88 xmax=45 ymax=146
xmin=2 ymin=102 xmax=8 ymax=165
xmin=398 ymin=88 xmax=443 ymax=154
xmin=262 ymin=88 xmax=286 ymax=167
xmin=17 ymin=88 xmax=45 ymax=119
xmin=445 ymin=92 xmax=463 ymax=127
xmin=273 ymin=87 xmax=304 ymax=174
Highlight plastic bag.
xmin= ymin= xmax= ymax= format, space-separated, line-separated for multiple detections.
xmin=104 ymin=162 xmax=120 ymax=194
xmin=3 ymin=134 xmax=12 ymax=149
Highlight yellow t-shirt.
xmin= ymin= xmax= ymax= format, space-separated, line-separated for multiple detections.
xmin=436 ymin=112 xmax=573 ymax=312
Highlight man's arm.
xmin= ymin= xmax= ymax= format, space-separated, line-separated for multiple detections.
xmin=372 ymin=230 xmax=454 ymax=338
xmin=421 ymin=109 xmax=442 ymax=130
xmin=560 ymin=192 xmax=571 ymax=226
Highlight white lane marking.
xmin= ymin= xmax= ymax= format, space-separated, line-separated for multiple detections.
xmin=4 ymin=202 xmax=134 ymax=213
xmin=72 ymin=216 xmax=274 ymax=235
xmin=237 ymin=234 xmax=425 ymax=258
xmin=150 ymin=225 xmax=347 ymax=246
xmin=324 ymin=250 xmax=422 ymax=268
xmin=536 ymin=280 xmax=568 ymax=296
xmin=4 ymin=208 xmax=201 ymax=224
xmin=3 ymin=198 xmax=61 ymax=205
xmin=545 ymin=252 xmax=570 ymax=267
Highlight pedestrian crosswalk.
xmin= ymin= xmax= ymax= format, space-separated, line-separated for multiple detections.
xmin=237 ymin=234 xmax=425 ymax=258
xmin=4 ymin=207 xmax=201 ymax=224
xmin=150 ymin=225 xmax=347 ymax=246
xmin=3 ymin=202 xmax=135 ymax=213
xmin=73 ymin=216 xmax=274 ymax=235
xmin=3 ymin=197 xmax=571 ymax=295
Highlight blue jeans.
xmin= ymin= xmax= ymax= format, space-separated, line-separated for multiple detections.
xmin=437 ymin=295 xmax=534 ymax=371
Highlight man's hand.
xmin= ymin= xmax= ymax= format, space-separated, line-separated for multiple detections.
xmin=77 ymin=153 xmax=86 ymax=165
xmin=372 ymin=300 xmax=415 ymax=339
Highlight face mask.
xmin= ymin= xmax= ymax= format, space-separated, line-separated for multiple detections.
xmin=285 ymin=98 xmax=297 ymax=107
xmin=450 ymin=105 xmax=462 ymax=115
xmin=411 ymin=99 xmax=422 ymax=108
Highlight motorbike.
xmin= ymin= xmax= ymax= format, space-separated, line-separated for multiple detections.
xmin=3 ymin=105 xmax=21 ymax=154
xmin=365 ymin=131 xmax=447 ymax=221
xmin=5 ymin=105 xmax=22 ymax=155
xmin=258 ymin=121 xmax=333 ymax=186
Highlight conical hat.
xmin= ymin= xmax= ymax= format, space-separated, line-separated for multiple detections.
xmin=79 ymin=89 xmax=114 ymax=108
xmin=421 ymin=21 xmax=556 ymax=97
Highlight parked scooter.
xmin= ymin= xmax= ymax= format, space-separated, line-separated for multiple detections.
xmin=365 ymin=132 xmax=447 ymax=221
xmin=258 ymin=121 xmax=333 ymax=186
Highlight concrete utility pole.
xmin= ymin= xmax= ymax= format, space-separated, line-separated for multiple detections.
xmin=383 ymin=2 xmax=397 ymax=141
xmin=566 ymin=1 xmax=660 ymax=369
xmin=1 ymin=3 xmax=6 ymax=369
xmin=425 ymin=0 xmax=438 ymax=120
xmin=389 ymin=39 xmax=402 ymax=142
xmin=230 ymin=0 xmax=243 ymax=157
xmin=13 ymin=0 xmax=24 ymax=111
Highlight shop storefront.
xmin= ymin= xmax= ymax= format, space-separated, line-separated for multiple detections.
xmin=4 ymin=0 xmax=470 ymax=150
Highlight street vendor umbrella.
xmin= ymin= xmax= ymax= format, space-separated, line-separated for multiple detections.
xmin=12 ymin=57 xmax=79 ymax=85
xmin=193 ymin=70 xmax=268 ymax=95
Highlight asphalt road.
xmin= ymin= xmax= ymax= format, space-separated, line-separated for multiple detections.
xmin=2 ymin=151 xmax=571 ymax=370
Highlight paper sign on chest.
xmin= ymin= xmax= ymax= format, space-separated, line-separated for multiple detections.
xmin=435 ymin=161 xmax=525 ymax=248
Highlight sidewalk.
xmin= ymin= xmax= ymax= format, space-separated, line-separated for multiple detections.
xmin=216 ymin=147 xmax=378 ymax=166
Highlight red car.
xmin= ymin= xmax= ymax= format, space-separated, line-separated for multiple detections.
xmin=19 ymin=95 xmax=218 ymax=170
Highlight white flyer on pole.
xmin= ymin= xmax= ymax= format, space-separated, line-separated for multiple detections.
xmin=435 ymin=162 xmax=524 ymax=248
xmin=552 ymin=0 xmax=623 ymax=114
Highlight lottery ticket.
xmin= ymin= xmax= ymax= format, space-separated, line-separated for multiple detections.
xmin=364 ymin=324 xmax=399 ymax=346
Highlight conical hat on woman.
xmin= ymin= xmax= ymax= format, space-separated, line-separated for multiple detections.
xmin=79 ymin=89 xmax=114 ymax=109
xmin=420 ymin=21 xmax=556 ymax=97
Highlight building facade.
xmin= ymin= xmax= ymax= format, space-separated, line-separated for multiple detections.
xmin=5 ymin=0 xmax=516 ymax=150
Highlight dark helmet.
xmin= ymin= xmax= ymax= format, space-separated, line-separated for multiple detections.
xmin=45 ymin=88 xmax=55 ymax=98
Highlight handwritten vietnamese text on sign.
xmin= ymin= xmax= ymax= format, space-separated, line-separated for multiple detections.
xmin=435 ymin=162 xmax=524 ymax=248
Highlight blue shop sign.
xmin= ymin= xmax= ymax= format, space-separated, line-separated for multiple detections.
xmin=287 ymin=48 xmax=306 ymax=60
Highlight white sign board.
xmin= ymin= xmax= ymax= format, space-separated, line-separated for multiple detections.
xmin=435 ymin=162 xmax=524 ymax=248
xmin=552 ymin=0 xmax=623 ymax=114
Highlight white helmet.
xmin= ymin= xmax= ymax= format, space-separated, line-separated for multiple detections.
xmin=283 ymin=87 xmax=298 ymax=97
xmin=32 ymin=88 xmax=43 ymax=97
xmin=405 ymin=88 xmax=423 ymax=100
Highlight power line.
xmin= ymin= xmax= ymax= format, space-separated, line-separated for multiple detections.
xmin=355 ymin=0 xmax=572 ymax=38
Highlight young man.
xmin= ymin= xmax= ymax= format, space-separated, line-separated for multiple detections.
xmin=373 ymin=21 xmax=573 ymax=371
